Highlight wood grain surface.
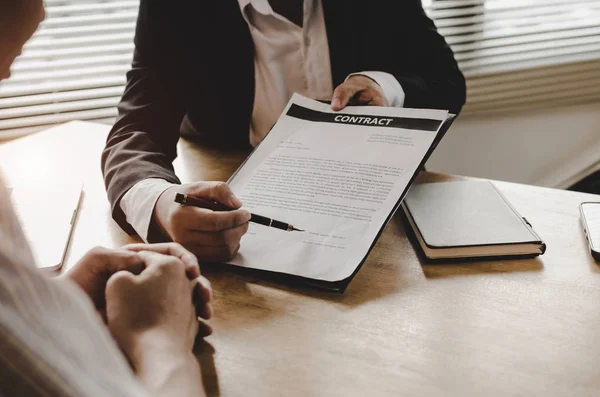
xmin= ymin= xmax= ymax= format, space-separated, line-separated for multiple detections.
xmin=2 ymin=121 xmax=600 ymax=397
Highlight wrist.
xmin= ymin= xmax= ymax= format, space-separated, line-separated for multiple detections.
xmin=151 ymin=186 xmax=176 ymax=242
xmin=120 ymin=178 xmax=175 ymax=243
xmin=129 ymin=332 xmax=203 ymax=395
xmin=125 ymin=330 xmax=190 ymax=368
xmin=129 ymin=333 xmax=200 ymax=392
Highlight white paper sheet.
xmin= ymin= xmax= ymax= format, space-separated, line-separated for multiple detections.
xmin=228 ymin=94 xmax=448 ymax=282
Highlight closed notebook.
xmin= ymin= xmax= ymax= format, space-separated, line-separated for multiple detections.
xmin=401 ymin=181 xmax=546 ymax=261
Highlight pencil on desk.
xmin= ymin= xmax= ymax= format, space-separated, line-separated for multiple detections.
xmin=174 ymin=193 xmax=304 ymax=232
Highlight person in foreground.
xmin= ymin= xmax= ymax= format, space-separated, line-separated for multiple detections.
xmin=102 ymin=0 xmax=467 ymax=260
xmin=0 ymin=2 xmax=212 ymax=396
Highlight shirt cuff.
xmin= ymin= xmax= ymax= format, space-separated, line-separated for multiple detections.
xmin=347 ymin=71 xmax=405 ymax=108
xmin=119 ymin=179 xmax=174 ymax=243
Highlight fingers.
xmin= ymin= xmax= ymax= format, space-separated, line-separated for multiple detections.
xmin=332 ymin=86 xmax=386 ymax=110
xmin=187 ymin=181 xmax=243 ymax=209
xmin=86 ymin=246 xmax=146 ymax=276
xmin=124 ymin=243 xmax=200 ymax=278
xmin=192 ymin=207 xmax=251 ymax=232
xmin=131 ymin=254 xmax=214 ymax=327
xmin=136 ymin=250 xmax=187 ymax=279
xmin=155 ymin=183 xmax=250 ymax=255
xmin=356 ymin=90 xmax=387 ymax=106
xmin=179 ymin=223 xmax=249 ymax=247
xmin=172 ymin=205 xmax=251 ymax=234
xmin=331 ymin=75 xmax=388 ymax=110
xmin=197 ymin=320 xmax=213 ymax=338
xmin=331 ymin=83 xmax=361 ymax=111
xmin=105 ymin=248 xmax=216 ymax=351
xmin=65 ymin=247 xmax=146 ymax=313
xmin=169 ymin=209 xmax=249 ymax=262
xmin=192 ymin=276 xmax=213 ymax=320
xmin=105 ymin=269 xmax=138 ymax=294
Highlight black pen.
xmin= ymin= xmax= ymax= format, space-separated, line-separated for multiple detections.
xmin=174 ymin=193 xmax=304 ymax=232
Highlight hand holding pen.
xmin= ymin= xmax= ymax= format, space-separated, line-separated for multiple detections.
xmin=175 ymin=193 xmax=304 ymax=232
xmin=152 ymin=182 xmax=253 ymax=262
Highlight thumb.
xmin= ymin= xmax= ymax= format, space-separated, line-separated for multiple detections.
xmin=331 ymin=83 xmax=360 ymax=111
xmin=188 ymin=182 xmax=243 ymax=209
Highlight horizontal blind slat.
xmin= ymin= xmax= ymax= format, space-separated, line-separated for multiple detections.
xmin=465 ymin=89 xmax=600 ymax=112
xmin=12 ymin=54 xmax=133 ymax=72
xmin=455 ymin=37 xmax=600 ymax=64
xmin=466 ymin=59 xmax=600 ymax=88
xmin=31 ymin=22 xmax=136 ymax=39
xmin=7 ymin=64 xmax=131 ymax=84
xmin=24 ymin=33 xmax=134 ymax=51
xmin=0 ymin=76 xmax=126 ymax=98
xmin=463 ymin=50 xmax=600 ymax=77
xmin=0 ymin=97 xmax=121 ymax=119
xmin=461 ymin=93 xmax=600 ymax=117
xmin=451 ymin=27 xmax=600 ymax=53
xmin=468 ymin=78 xmax=600 ymax=104
xmin=39 ymin=12 xmax=138 ymax=29
xmin=0 ymin=108 xmax=118 ymax=131
xmin=20 ymin=43 xmax=134 ymax=61
xmin=460 ymin=42 xmax=600 ymax=70
xmin=0 ymin=87 xmax=124 ymax=109
xmin=44 ymin=1 xmax=138 ymax=15
xmin=446 ymin=20 xmax=600 ymax=45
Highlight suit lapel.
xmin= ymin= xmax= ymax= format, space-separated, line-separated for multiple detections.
xmin=322 ymin=0 xmax=356 ymax=86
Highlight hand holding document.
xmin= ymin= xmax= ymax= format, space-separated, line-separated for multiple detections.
xmin=227 ymin=94 xmax=454 ymax=291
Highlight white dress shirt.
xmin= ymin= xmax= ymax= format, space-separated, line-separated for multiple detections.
xmin=120 ymin=0 xmax=406 ymax=242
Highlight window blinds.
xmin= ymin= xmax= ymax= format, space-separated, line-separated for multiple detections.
xmin=0 ymin=0 xmax=137 ymax=139
xmin=1 ymin=0 xmax=599 ymax=138
xmin=426 ymin=0 xmax=600 ymax=116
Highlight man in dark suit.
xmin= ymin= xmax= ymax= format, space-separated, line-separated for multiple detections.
xmin=102 ymin=0 xmax=466 ymax=262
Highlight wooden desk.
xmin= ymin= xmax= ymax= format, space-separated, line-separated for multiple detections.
xmin=2 ymin=121 xmax=600 ymax=396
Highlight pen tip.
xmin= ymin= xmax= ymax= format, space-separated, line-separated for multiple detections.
xmin=293 ymin=227 xmax=305 ymax=232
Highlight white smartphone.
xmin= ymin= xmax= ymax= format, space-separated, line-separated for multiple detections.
xmin=580 ymin=202 xmax=600 ymax=261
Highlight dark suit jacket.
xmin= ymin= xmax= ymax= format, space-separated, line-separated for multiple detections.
xmin=102 ymin=0 xmax=467 ymax=234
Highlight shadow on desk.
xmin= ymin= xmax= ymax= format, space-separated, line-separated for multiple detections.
xmin=421 ymin=259 xmax=544 ymax=279
xmin=201 ymin=257 xmax=405 ymax=309
xmin=194 ymin=340 xmax=220 ymax=397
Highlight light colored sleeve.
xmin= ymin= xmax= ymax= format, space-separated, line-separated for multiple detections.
xmin=347 ymin=71 xmax=406 ymax=108
xmin=119 ymin=179 xmax=175 ymax=243
xmin=0 ymin=175 xmax=153 ymax=397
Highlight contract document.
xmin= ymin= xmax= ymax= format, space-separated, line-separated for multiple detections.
xmin=228 ymin=94 xmax=453 ymax=291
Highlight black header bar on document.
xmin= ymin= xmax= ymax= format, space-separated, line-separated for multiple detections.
xmin=286 ymin=104 xmax=442 ymax=132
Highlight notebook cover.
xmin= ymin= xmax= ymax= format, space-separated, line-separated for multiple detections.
xmin=401 ymin=213 xmax=544 ymax=264
xmin=402 ymin=181 xmax=545 ymax=251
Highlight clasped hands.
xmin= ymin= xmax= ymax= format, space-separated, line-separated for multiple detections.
xmin=64 ymin=243 xmax=212 ymax=367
